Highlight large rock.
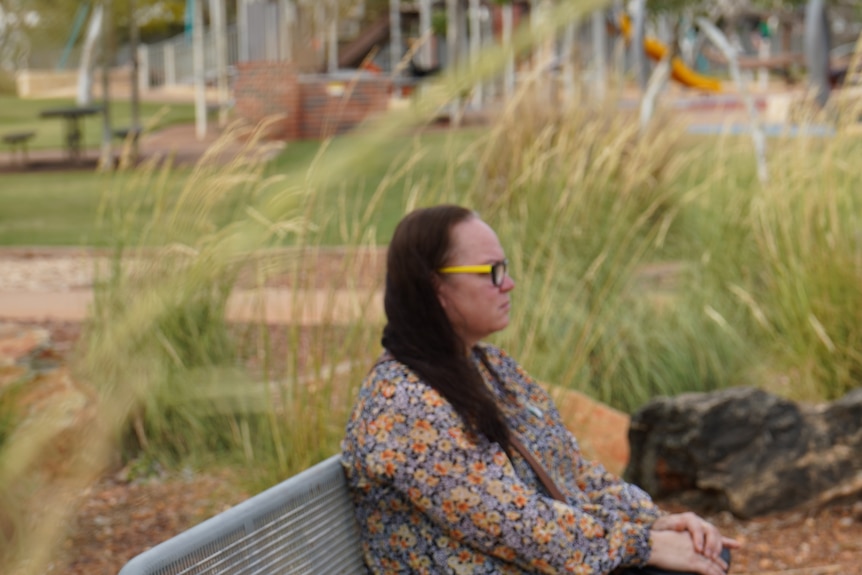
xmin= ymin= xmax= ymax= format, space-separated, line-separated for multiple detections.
xmin=548 ymin=387 xmax=630 ymax=476
xmin=0 ymin=323 xmax=101 ymax=566
xmin=625 ymin=386 xmax=862 ymax=518
xmin=0 ymin=324 xmax=51 ymax=387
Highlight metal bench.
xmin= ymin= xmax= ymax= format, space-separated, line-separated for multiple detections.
xmin=2 ymin=131 xmax=36 ymax=165
xmin=113 ymin=127 xmax=142 ymax=142
xmin=117 ymin=455 xmax=367 ymax=575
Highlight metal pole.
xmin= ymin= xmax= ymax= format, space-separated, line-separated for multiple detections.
xmin=165 ymin=43 xmax=176 ymax=85
xmin=697 ymin=17 xmax=768 ymax=184
xmin=591 ymin=10 xmax=606 ymax=101
xmin=804 ymin=0 xmax=830 ymax=107
xmin=631 ymin=0 xmax=648 ymax=91
xmin=469 ymin=0 xmax=481 ymax=108
xmin=390 ymin=0 xmax=402 ymax=75
xmin=328 ymin=1 xmax=338 ymax=73
xmin=502 ymin=2 xmax=514 ymax=100
xmin=209 ymin=0 xmax=229 ymax=127
xmin=280 ymin=0 xmax=296 ymax=62
xmin=446 ymin=0 xmax=458 ymax=69
xmin=193 ymin=0 xmax=207 ymax=140
xmin=129 ymin=0 xmax=141 ymax=162
xmin=99 ymin=0 xmax=113 ymax=171
xmin=562 ymin=20 xmax=576 ymax=103
xmin=237 ymin=0 xmax=249 ymax=62
xmin=419 ymin=0 xmax=432 ymax=67
xmin=446 ymin=0 xmax=460 ymax=125
xmin=137 ymin=45 xmax=148 ymax=92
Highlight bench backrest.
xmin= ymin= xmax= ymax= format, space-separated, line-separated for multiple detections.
xmin=117 ymin=455 xmax=368 ymax=575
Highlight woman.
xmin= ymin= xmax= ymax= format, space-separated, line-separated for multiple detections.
xmin=341 ymin=205 xmax=739 ymax=574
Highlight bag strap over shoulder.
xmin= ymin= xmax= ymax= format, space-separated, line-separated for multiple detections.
xmin=475 ymin=347 xmax=568 ymax=503
xmin=507 ymin=433 xmax=568 ymax=503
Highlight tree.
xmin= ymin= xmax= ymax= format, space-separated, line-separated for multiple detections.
xmin=0 ymin=0 xmax=188 ymax=65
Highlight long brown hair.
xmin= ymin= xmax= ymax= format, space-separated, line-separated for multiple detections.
xmin=381 ymin=205 xmax=510 ymax=451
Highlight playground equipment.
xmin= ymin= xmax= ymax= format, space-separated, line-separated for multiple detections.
xmin=805 ymin=0 xmax=831 ymax=107
xmin=76 ymin=2 xmax=103 ymax=105
xmin=617 ymin=14 xmax=722 ymax=93
xmin=617 ymin=0 xmax=850 ymax=108
xmin=802 ymin=0 xmax=862 ymax=107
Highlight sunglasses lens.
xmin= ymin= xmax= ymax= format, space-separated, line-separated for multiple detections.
xmin=493 ymin=261 xmax=507 ymax=286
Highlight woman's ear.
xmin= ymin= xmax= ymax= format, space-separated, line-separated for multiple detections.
xmin=435 ymin=275 xmax=450 ymax=311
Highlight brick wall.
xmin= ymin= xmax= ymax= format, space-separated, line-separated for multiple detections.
xmin=234 ymin=63 xmax=391 ymax=140
xmin=234 ymin=62 xmax=301 ymax=140
xmin=298 ymin=75 xmax=391 ymax=139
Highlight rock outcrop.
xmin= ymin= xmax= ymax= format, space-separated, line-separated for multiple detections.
xmin=1 ymin=322 xmax=99 ymax=564
xmin=549 ymin=387 xmax=630 ymax=476
xmin=625 ymin=386 xmax=862 ymax=518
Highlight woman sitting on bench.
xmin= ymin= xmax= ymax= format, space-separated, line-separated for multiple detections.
xmin=341 ymin=205 xmax=739 ymax=575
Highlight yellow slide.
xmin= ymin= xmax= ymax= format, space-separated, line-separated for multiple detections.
xmin=619 ymin=15 xmax=722 ymax=93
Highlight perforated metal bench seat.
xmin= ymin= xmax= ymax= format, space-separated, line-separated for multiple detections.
xmin=117 ymin=455 xmax=367 ymax=575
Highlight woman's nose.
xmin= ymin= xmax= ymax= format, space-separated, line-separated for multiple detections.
xmin=500 ymin=273 xmax=515 ymax=292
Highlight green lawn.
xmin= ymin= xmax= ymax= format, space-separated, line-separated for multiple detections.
xmin=0 ymin=125 xmax=484 ymax=247
xmin=0 ymin=171 xmax=141 ymax=245
xmin=0 ymin=96 xmax=195 ymax=151
xmin=269 ymin=127 xmax=484 ymax=245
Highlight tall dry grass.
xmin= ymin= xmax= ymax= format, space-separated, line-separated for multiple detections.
xmin=3 ymin=2 xmax=862 ymax=572
xmin=465 ymin=86 xmax=747 ymax=410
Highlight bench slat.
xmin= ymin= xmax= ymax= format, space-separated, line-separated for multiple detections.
xmin=118 ymin=455 xmax=367 ymax=575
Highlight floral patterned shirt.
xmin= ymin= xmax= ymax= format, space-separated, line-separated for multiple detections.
xmin=341 ymin=344 xmax=661 ymax=574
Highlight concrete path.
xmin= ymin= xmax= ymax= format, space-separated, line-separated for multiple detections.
xmin=0 ymin=289 xmax=383 ymax=325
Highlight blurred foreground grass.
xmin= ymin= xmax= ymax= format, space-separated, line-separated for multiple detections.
xmin=2 ymin=2 xmax=862 ymax=571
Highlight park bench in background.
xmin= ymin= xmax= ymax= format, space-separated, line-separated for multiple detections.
xmin=2 ymin=131 xmax=36 ymax=165
xmin=113 ymin=127 xmax=142 ymax=143
xmin=117 ymin=454 xmax=367 ymax=575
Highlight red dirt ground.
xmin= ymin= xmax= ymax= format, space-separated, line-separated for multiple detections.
xmin=15 ymin=321 xmax=859 ymax=575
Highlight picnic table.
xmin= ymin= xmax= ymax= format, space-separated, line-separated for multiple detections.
xmin=2 ymin=131 xmax=36 ymax=165
xmin=39 ymin=105 xmax=103 ymax=161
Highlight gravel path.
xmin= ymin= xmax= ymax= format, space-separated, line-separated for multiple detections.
xmin=0 ymin=250 xmax=104 ymax=292
xmin=0 ymin=248 xmax=384 ymax=324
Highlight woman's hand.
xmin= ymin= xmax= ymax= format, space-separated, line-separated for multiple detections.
xmin=646 ymin=529 xmax=730 ymax=575
xmin=651 ymin=512 xmax=740 ymax=569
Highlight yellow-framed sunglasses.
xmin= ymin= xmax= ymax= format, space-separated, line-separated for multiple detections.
xmin=438 ymin=259 xmax=508 ymax=287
